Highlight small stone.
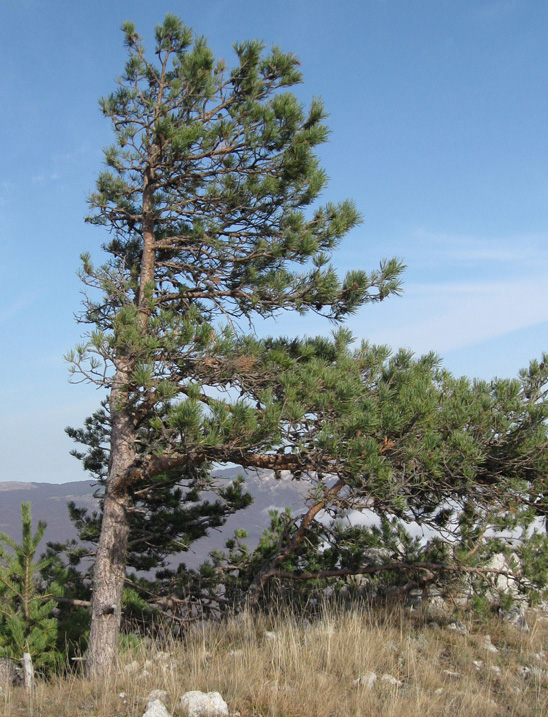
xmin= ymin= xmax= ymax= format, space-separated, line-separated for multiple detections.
xmin=147 ymin=690 xmax=168 ymax=704
xmin=140 ymin=669 xmax=152 ymax=679
xmin=380 ymin=673 xmax=403 ymax=687
xmin=353 ymin=671 xmax=377 ymax=689
xmin=180 ymin=690 xmax=229 ymax=717
xmin=483 ymin=635 xmax=498 ymax=654
xmin=143 ymin=699 xmax=171 ymax=717
xmin=489 ymin=665 xmax=501 ymax=676
xmin=434 ymin=687 xmax=444 ymax=695
xmin=262 ymin=631 xmax=278 ymax=642
xmin=472 ymin=660 xmax=484 ymax=670
xmin=0 ymin=658 xmax=20 ymax=686
xmin=118 ymin=692 xmax=127 ymax=700
xmin=501 ymin=606 xmax=530 ymax=632
xmin=153 ymin=651 xmax=172 ymax=662
xmin=447 ymin=621 xmax=468 ymax=634
xmin=125 ymin=660 xmax=140 ymax=674
xmin=442 ymin=670 xmax=461 ymax=679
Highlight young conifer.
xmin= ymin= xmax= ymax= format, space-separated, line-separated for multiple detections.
xmin=0 ymin=504 xmax=61 ymax=673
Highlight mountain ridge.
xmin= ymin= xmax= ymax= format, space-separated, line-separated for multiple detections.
xmin=0 ymin=470 xmax=308 ymax=568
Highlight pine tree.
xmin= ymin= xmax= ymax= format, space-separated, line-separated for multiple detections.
xmin=68 ymin=15 xmax=403 ymax=676
xmin=0 ymin=504 xmax=61 ymax=673
xmin=221 ymin=346 xmax=548 ymax=605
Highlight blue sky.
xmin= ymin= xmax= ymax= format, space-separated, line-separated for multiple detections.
xmin=1 ymin=0 xmax=547 ymax=484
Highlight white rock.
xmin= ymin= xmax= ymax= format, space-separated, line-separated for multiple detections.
xmin=442 ymin=670 xmax=460 ymax=679
xmin=180 ymin=690 xmax=229 ymax=717
xmin=447 ymin=621 xmax=468 ymax=634
xmin=472 ymin=660 xmax=484 ymax=670
xmin=434 ymin=687 xmax=444 ymax=696
xmin=352 ymin=671 xmax=377 ymax=689
xmin=125 ymin=660 xmax=140 ymax=674
xmin=153 ymin=651 xmax=172 ymax=662
xmin=147 ymin=690 xmax=168 ymax=704
xmin=501 ymin=606 xmax=530 ymax=632
xmin=428 ymin=595 xmax=451 ymax=616
xmin=485 ymin=553 xmax=520 ymax=599
xmin=262 ymin=631 xmax=278 ymax=642
xmin=140 ymin=669 xmax=152 ymax=679
xmin=489 ymin=665 xmax=501 ymax=676
xmin=380 ymin=673 xmax=403 ymax=688
xmin=483 ymin=635 xmax=498 ymax=654
xmin=143 ymin=699 xmax=171 ymax=717
xmin=0 ymin=658 xmax=19 ymax=686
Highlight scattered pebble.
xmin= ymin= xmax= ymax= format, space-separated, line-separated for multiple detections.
xmin=483 ymin=635 xmax=499 ymax=654
xmin=381 ymin=673 xmax=403 ymax=688
xmin=147 ymin=690 xmax=168 ymax=704
xmin=353 ymin=671 xmax=377 ymax=689
xmin=442 ymin=670 xmax=461 ymax=680
xmin=447 ymin=621 xmax=468 ymax=634
xmin=143 ymin=699 xmax=171 ymax=717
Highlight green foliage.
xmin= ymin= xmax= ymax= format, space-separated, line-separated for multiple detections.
xmin=0 ymin=504 xmax=62 ymax=672
xmin=66 ymin=14 xmax=548 ymax=646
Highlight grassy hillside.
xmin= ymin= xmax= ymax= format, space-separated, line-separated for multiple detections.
xmin=2 ymin=603 xmax=547 ymax=716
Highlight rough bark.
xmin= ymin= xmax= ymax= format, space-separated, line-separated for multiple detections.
xmin=85 ymin=375 xmax=134 ymax=677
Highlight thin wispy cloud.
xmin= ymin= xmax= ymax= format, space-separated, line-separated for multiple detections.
xmin=354 ymin=274 xmax=548 ymax=355
xmin=410 ymin=230 xmax=548 ymax=268
xmin=0 ymin=297 xmax=32 ymax=324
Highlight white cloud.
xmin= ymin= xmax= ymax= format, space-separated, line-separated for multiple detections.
xmin=409 ymin=230 xmax=548 ymax=269
xmin=352 ymin=274 xmax=548 ymax=355
xmin=0 ymin=297 xmax=33 ymax=324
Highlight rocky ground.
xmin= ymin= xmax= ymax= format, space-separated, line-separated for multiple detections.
xmin=1 ymin=602 xmax=548 ymax=716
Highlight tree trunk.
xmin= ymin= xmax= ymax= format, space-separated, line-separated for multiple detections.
xmin=86 ymin=147 xmax=157 ymax=679
xmin=85 ymin=490 xmax=130 ymax=677
xmin=86 ymin=379 xmax=133 ymax=678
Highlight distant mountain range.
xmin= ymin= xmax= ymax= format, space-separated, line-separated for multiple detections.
xmin=0 ymin=469 xmax=309 ymax=568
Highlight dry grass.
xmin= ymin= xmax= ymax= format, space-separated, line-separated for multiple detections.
xmin=2 ymin=603 xmax=548 ymax=716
